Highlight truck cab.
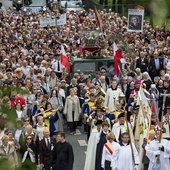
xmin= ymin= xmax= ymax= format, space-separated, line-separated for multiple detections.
xmin=71 ymin=56 xmax=113 ymax=79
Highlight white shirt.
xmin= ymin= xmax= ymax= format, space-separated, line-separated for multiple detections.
xmin=59 ymin=88 xmax=65 ymax=99
xmin=52 ymin=60 xmax=64 ymax=73
xmin=16 ymin=110 xmax=22 ymax=120
xmin=101 ymin=141 xmax=120 ymax=169
xmin=15 ymin=129 xmax=22 ymax=142
xmin=45 ymin=137 xmax=50 ymax=146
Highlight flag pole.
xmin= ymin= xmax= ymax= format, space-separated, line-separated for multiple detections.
xmin=124 ymin=97 xmax=135 ymax=165
xmin=146 ymin=96 xmax=157 ymax=144
xmin=146 ymin=107 xmax=152 ymax=144
xmin=94 ymin=6 xmax=104 ymax=38
xmin=159 ymin=90 xmax=169 ymax=143
xmin=125 ymin=110 xmax=135 ymax=166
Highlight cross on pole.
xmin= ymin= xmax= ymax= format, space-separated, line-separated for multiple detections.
xmin=160 ymin=90 xmax=170 ymax=142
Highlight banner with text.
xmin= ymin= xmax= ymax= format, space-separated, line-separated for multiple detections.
xmin=39 ymin=13 xmax=66 ymax=27
xmin=39 ymin=17 xmax=56 ymax=27
xmin=56 ymin=13 xmax=66 ymax=26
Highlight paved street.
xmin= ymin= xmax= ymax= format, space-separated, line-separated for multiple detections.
xmin=63 ymin=124 xmax=87 ymax=170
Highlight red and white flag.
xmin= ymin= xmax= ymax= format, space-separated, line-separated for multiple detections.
xmin=60 ymin=45 xmax=70 ymax=73
xmin=151 ymin=98 xmax=157 ymax=114
xmin=113 ymin=42 xmax=123 ymax=75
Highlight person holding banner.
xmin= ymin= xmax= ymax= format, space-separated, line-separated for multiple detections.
xmin=101 ymin=132 xmax=120 ymax=170
xmin=117 ymin=132 xmax=140 ymax=170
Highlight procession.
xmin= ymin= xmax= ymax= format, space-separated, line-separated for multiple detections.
xmin=0 ymin=0 xmax=170 ymax=170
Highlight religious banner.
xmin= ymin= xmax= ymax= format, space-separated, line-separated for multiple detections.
xmin=56 ymin=13 xmax=66 ymax=26
xmin=127 ymin=9 xmax=144 ymax=32
xmin=39 ymin=17 xmax=56 ymax=27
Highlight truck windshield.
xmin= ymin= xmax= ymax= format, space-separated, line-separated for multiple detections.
xmin=60 ymin=0 xmax=82 ymax=9
xmin=24 ymin=0 xmax=46 ymax=7
xmin=74 ymin=62 xmax=95 ymax=72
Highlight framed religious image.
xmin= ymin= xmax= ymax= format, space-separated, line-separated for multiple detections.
xmin=127 ymin=9 xmax=144 ymax=32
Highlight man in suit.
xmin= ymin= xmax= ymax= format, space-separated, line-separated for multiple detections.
xmin=136 ymin=51 xmax=148 ymax=73
xmin=149 ymin=51 xmax=164 ymax=81
xmin=39 ymin=127 xmax=56 ymax=170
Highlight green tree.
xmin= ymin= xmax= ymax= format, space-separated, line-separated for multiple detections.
xmin=0 ymin=86 xmax=29 ymax=129
xmin=112 ymin=0 xmax=116 ymax=11
xmin=133 ymin=0 xmax=170 ymax=26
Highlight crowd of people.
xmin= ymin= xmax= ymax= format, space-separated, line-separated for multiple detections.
xmin=0 ymin=3 xmax=170 ymax=170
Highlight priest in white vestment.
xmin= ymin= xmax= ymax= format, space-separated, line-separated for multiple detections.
xmin=112 ymin=112 xmax=134 ymax=143
xmin=117 ymin=132 xmax=140 ymax=170
xmin=104 ymin=80 xmax=124 ymax=112
xmin=145 ymin=130 xmax=170 ymax=170
xmin=84 ymin=120 xmax=102 ymax=170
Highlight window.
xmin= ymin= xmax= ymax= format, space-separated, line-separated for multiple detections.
xmin=74 ymin=62 xmax=95 ymax=72
xmin=98 ymin=61 xmax=113 ymax=71
xmin=24 ymin=0 xmax=46 ymax=6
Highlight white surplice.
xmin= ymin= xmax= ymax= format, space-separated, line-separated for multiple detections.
xmin=112 ymin=122 xmax=134 ymax=143
xmin=117 ymin=143 xmax=140 ymax=170
xmin=145 ymin=139 xmax=170 ymax=170
xmin=104 ymin=88 xmax=123 ymax=112
xmin=84 ymin=128 xmax=100 ymax=170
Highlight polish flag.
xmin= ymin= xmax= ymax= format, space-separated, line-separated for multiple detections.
xmin=60 ymin=45 xmax=70 ymax=73
xmin=113 ymin=42 xmax=123 ymax=75
xmin=151 ymin=98 xmax=157 ymax=114
xmin=150 ymin=97 xmax=159 ymax=123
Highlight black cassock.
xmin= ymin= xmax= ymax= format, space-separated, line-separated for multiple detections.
xmin=52 ymin=141 xmax=74 ymax=170
xmin=95 ymin=131 xmax=108 ymax=170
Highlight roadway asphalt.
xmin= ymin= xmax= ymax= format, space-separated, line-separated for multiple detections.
xmin=63 ymin=124 xmax=87 ymax=170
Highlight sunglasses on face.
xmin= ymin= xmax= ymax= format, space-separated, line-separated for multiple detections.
xmin=27 ymin=138 xmax=32 ymax=140
xmin=24 ymin=119 xmax=30 ymax=122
